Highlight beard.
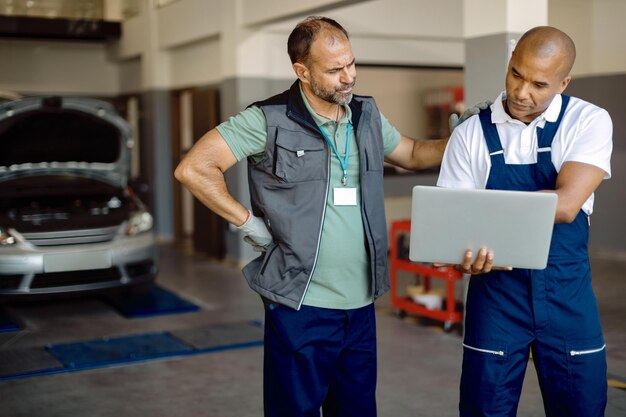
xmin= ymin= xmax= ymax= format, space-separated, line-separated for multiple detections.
xmin=310 ymin=78 xmax=356 ymax=106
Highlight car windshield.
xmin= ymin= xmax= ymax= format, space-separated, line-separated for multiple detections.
xmin=0 ymin=110 xmax=121 ymax=166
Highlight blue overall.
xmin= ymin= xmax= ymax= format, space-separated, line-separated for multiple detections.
xmin=459 ymin=96 xmax=608 ymax=417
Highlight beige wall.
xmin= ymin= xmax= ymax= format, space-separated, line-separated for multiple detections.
xmin=355 ymin=67 xmax=463 ymax=139
xmin=549 ymin=0 xmax=626 ymax=76
xmin=0 ymin=39 xmax=119 ymax=95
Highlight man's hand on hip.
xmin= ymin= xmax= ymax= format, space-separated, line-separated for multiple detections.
xmin=237 ymin=211 xmax=273 ymax=252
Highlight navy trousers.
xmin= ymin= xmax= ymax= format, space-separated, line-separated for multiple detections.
xmin=263 ymin=302 xmax=377 ymax=417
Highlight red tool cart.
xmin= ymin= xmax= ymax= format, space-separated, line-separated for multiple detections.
xmin=389 ymin=219 xmax=464 ymax=332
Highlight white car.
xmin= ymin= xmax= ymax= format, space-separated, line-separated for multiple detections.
xmin=0 ymin=96 xmax=157 ymax=297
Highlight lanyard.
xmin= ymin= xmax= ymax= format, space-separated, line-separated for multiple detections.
xmin=319 ymin=122 xmax=352 ymax=186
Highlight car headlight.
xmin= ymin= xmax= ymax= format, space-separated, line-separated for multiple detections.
xmin=0 ymin=226 xmax=16 ymax=245
xmin=126 ymin=210 xmax=153 ymax=235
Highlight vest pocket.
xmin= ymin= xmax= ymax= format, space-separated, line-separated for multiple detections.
xmin=274 ymin=129 xmax=325 ymax=182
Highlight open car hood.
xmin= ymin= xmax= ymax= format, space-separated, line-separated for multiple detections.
xmin=0 ymin=96 xmax=132 ymax=188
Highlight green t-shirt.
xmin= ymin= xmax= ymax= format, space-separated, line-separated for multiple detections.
xmin=218 ymin=86 xmax=401 ymax=309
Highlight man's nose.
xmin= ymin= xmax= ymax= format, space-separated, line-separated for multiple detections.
xmin=340 ymin=67 xmax=355 ymax=85
xmin=515 ymin=82 xmax=531 ymax=100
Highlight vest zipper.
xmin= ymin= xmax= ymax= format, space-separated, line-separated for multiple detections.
xmin=358 ymin=124 xmax=378 ymax=298
xmin=463 ymin=343 xmax=505 ymax=356
xmin=569 ymin=344 xmax=605 ymax=356
xmin=288 ymin=111 xmax=330 ymax=311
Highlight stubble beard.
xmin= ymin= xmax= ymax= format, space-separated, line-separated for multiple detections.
xmin=311 ymin=79 xmax=356 ymax=106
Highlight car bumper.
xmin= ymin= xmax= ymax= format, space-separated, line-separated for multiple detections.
xmin=0 ymin=232 xmax=158 ymax=295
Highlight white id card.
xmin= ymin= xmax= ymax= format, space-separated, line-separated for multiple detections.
xmin=333 ymin=187 xmax=357 ymax=206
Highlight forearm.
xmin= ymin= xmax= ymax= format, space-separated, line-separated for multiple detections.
xmin=385 ymin=136 xmax=449 ymax=171
xmin=540 ymin=161 xmax=606 ymax=224
xmin=410 ymin=138 xmax=448 ymax=170
xmin=177 ymin=164 xmax=248 ymax=226
xmin=174 ymin=129 xmax=248 ymax=227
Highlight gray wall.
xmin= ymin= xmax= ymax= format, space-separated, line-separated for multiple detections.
xmin=566 ymin=74 xmax=626 ymax=253
xmin=139 ymin=90 xmax=174 ymax=241
xmin=465 ymin=33 xmax=520 ymax=106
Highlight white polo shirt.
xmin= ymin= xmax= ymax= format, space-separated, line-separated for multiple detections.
xmin=437 ymin=92 xmax=613 ymax=215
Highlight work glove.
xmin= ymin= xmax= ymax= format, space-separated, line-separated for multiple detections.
xmin=448 ymin=100 xmax=493 ymax=133
xmin=237 ymin=211 xmax=273 ymax=252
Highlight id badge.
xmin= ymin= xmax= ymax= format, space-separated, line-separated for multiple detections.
xmin=333 ymin=186 xmax=357 ymax=206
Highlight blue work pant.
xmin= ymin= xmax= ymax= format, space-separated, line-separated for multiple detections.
xmin=263 ymin=302 xmax=377 ymax=417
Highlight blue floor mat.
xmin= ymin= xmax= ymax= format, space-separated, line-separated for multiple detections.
xmin=0 ymin=322 xmax=263 ymax=380
xmin=0 ymin=306 xmax=20 ymax=333
xmin=102 ymin=285 xmax=200 ymax=318
xmin=48 ymin=332 xmax=193 ymax=369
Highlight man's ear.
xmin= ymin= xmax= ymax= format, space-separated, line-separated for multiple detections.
xmin=293 ymin=62 xmax=309 ymax=82
xmin=559 ymin=75 xmax=572 ymax=92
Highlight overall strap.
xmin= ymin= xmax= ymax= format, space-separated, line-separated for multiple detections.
xmin=479 ymin=107 xmax=505 ymax=165
xmin=537 ymin=95 xmax=571 ymax=148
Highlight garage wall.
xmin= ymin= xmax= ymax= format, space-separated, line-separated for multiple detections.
xmin=355 ymin=66 xmax=464 ymax=139
xmin=0 ymin=0 xmax=624 ymax=255
xmin=0 ymin=39 xmax=119 ymax=95
xmin=566 ymin=74 xmax=626 ymax=254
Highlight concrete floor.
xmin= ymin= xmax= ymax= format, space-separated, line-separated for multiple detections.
xmin=1 ymin=243 xmax=625 ymax=417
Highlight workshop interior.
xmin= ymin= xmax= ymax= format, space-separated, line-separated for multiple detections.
xmin=1 ymin=1 xmax=625 ymax=416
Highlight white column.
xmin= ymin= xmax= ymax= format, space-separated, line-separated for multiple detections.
xmin=462 ymin=0 xmax=548 ymax=105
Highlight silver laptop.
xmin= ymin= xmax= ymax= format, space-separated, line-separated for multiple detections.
xmin=409 ymin=186 xmax=558 ymax=269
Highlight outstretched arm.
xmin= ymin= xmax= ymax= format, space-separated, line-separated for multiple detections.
xmin=384 ymin=135 xmax=448 ymax=170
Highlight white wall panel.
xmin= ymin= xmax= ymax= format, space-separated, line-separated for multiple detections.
xmin=170 ymin=37 xmax=222 ymax=88
xmin=116 ymin=12 xmax=147 ymax=59
xmin=241 ymin=0 xmax=366 ymax=26
xmin=548 ymin=0 xmax=593 ymax=76
xmin=549 ymin=0 xmax=626 ymax=77
xmin=591 ymin=0 xmax=626 ymax=74
xmin=236 ymin=31 xmax=294 ymax=79
xmin=241 ymin=0 xmax=465 ymax=78
xmin=0 ymin=39 xmax=119 ymax=95
xmin=464 ymin=0 xmax=546 ymax=38
xmin=351 ymin=36 xmax=464 ymax=66
xmin=157 ymin=0 xmax=221 ymax=49
xmin=118 ymin=57 xmax=142 ymax=93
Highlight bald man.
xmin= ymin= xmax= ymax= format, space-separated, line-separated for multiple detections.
xmin=438 ymin=26 xmax=612 ymax=416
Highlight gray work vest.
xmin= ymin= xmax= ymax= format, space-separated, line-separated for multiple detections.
xmin=242 ymin=81 xmax=390 ymax=310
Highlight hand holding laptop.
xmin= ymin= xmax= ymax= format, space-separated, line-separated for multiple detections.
xmin=433 ymin=247 xmax=512 ymax=275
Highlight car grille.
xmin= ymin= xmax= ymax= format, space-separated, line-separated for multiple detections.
xmin=0 ymin=275 xmax=23 ymax=290
xmin=29 ymin=268 xmax=121 ymax=288
xmin=0 ymin=260 xmax=156 ymax=293
xmin=20 ymin=226 xmax=119 ymax=246
xmin=125 ymin=260 xmax=156 ymax=278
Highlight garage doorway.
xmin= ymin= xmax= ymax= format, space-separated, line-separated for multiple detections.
xmin=171 ymin=87 xmax=226 ymax=259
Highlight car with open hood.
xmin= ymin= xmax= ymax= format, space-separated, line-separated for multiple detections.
xmin=0 ymin=96 xmax=157 ymax=297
